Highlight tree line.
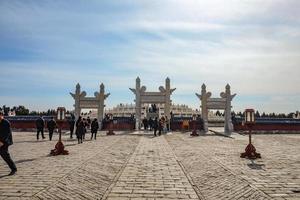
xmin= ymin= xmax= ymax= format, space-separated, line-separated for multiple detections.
xmin=0 ymin=105 xmax=71 ymax=116
xmin=210 ymin=110 xmax=298 ymax=118
xmin=1 ymin=105 xmax=298 ymax=119
xmin=230 ymin=111 xmax=297 ymax=118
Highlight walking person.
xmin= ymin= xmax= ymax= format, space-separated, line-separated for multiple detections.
xmin=158 ymin=117 xmax=163 ymax=136
xmin=0 ymin=111 xmax=17 ymax=176
xmin=142 ymin=117 xmax=148 ymax=130
xmin=91 ymin=118 xmax=99 ymax=140
xmin=47 ymin=117 xmax=57 ymax=141
xmin=75 ymin=116 xmax=82 ymax=131
xmin=76 ymin=118 xmax=85 ymax=144
xmin=36 ymin=116 xmax=45 ymax=140
xmin=68 ymin=117 xmax=75 ymax=139
xmin=75 ymin=116 xmax=82 ymax=142
xmin=149 ymin=117 xmax=153 ymax=131
xmin=82 ymin=118 xmax=87 ymax=140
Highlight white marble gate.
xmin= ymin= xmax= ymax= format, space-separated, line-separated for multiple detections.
xmin=196 ymin=84 xmax=236 ymax=135
xmin=70 ymin=83 xmax=110 ymax=127
xmin=130 ymin=77 xmax=176 ymax=130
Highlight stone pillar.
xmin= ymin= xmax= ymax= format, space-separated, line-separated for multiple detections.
xmin=221 ymin=84 xmax=236 ymax=135
xmin=136 ymin=77 xmax=142 ymax=130
xmin=163 ymin=77 xmax=176 ymax=129
xmin=196 ymin=84 xmax=211 ymax=133
xmin=98 ymin=83 xmax=110 ymax=129
xmin=70 ymin=83 xmax=82 ymax=119
xmin=164 ymin=77 xmax=171 ymax=120
xmin=201 ymin=84 xmax=209 ymax=133
xmin=130 ymin=77 xmax=142 ymax=130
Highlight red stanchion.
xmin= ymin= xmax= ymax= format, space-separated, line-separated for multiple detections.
xmin=50 ymin=108 xmax=69 ymax=156
xmin=240 ymin=125 xmax=261 ymax=159
xmin=50 ymin=123 xmax=69 ymax=156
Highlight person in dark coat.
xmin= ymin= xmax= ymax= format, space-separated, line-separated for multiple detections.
xmin=158 ymin=118 xmax=163 ymax=136
xmin=47 ymin=117 xmax=57 ymax=141
xmin=148 ymin=117 xmax=154 ymax=131
xmin=75 ymin=116 xmax=81 ymax=140
xmin=36 ymin=116 xmax=45 ymax=140
xmin=76 ymin=118 xmax=85 ymax=144
xmin=68 ymin=117 xmax=75 ymax=139
xmin=91 ymin=118 xmax=99 ymax=140
xmin=82 ymin=118 xmax=88 ymax=140
xmin=153 ymin=117 xmax=158 ymax=136
xmin=142 ymin=117 xmax=148 ymax=130
xmin=75 ymin=116 xmax=82 ymax=131
xmin=0 ymin=111 xmax=17 ymax=175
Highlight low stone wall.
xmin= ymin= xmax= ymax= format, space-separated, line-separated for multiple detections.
xmin=233 ymin=117 xmax=300 ymax=133
xmin=234 ymin=123 xmax=300 ymax=132
xmin=102 ymin=121 xmax=135 ymax=130
xmin=5 ymin=116 xmax=136 ymax=131
xmin=171 ymin=121 xmax=203 ymax=131
xmin=10 ymin=120 xmax=71 ymax=131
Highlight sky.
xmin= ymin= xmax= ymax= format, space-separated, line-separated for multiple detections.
xmin=0 ymin=0 xmax=299 ymax=113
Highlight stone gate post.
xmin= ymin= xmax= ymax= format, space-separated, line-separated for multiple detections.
xmin=221 ymin=84 xmax=236 ymax=135
xmin=70 ymin=83 xmax=82 ymax=119
xmin=135 ymin=77 xmax=141 ymax=130
xmin=164 ymin=78 xmax=171 ymax=120
xmin=98 ymin=83 xmax=110 ymax=129
xmin=196 ymin=84 xmax=211 ymax=133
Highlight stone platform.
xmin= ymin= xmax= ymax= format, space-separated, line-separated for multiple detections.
xmin=0 ymin=131 xmax=299 ymax=200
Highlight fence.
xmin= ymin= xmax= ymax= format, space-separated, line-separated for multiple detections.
xmin=233 ymin=117 xmax=300 ymax=132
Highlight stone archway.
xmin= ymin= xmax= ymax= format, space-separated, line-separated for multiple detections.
xmin=70 ymin=83 xmax=110 ymax=127
xmin=196 ymin=84 xmax=236 ymax=135
xmin=130 ymin=77 xmax=176 ymax=130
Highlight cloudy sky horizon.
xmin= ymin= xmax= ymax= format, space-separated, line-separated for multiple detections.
xmin=0 ymin=0 xmax=299 ymax=114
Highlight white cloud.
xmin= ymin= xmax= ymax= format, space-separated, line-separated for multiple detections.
xmin=0 ymin=0 xmax=299 ymax=113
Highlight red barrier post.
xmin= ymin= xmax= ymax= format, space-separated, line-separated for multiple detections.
xmin=50 ymin=107 xmax=69 ymax=156
xmin=240 ymin=109 xmax=261 ymax=159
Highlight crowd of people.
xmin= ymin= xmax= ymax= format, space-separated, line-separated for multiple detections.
xmin=142 ymin=116 xmax=170 ymax=136
xmin=74 ymin=116 xmax=99 ymax=143
xmin=35 ymin=116 xmax=100 ymax=144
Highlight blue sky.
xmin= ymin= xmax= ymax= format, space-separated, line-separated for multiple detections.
xmin=0 ymin=0 xmax=299 ymax=113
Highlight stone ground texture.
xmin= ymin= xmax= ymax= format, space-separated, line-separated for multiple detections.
xmin=0 ymin=130 xmax=299 ymax=200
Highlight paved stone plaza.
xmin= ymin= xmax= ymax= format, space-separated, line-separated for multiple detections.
xmin=0 ymin=131 xmax=299 ymax=200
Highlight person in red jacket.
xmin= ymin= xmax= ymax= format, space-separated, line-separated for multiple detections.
xmin=0 ymin=111 xmax=17 ymax=176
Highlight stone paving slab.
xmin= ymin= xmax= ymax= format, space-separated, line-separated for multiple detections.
xmin=166 ymin=132 xmax=300 ymax=200
xmin=105 ymin=135 xmax=200 ymax=200
xmin=0 ymin=131 xmax=140 ymax=200
xmin=1 ymin=131 xmax=300 ymax=200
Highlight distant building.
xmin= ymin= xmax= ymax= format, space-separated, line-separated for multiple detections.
xmin=82 ymin=103 xmax=225 ymax=121
xmin=105 ymin=103 xmax=201 ymax=118
xmin=105 ymin=103 xmax=135 ymax=117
